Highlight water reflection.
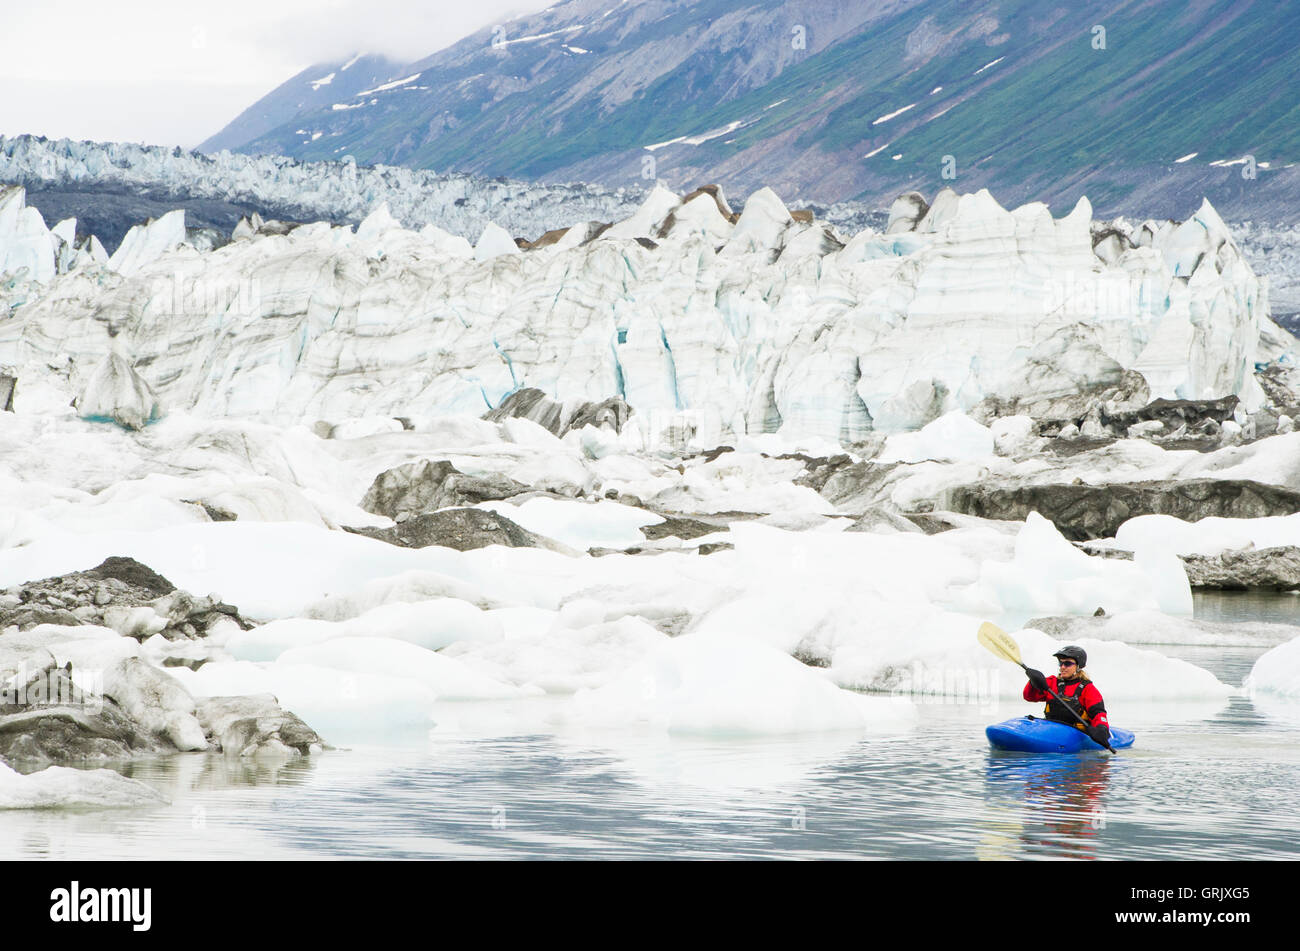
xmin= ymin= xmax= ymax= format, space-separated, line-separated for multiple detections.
xmin=1245 ymin=692 xmax=1300 ymax=730
xmin=549 ymin=728 xmax=865 ymax=791
xmin=982 ymin=753 xmax=1112 ymax=860
xmin=118 ymin=749 xmax=320 ymax=795
xmin=1194 ymin=589 xmax=1300 ymax=626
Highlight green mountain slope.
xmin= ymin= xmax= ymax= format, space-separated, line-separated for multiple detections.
xmin=204 ymin=0 xmax=1300 ymax=218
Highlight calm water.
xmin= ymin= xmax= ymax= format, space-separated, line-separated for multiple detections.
xmin=2 ymin=592 xmax=1298 ymax=860
xmin=1192 ymin=588 xmax=1300 ymax=626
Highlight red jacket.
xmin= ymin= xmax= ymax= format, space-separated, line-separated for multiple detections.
xmin=1024 ymin=676 xmax=1109 ymax=730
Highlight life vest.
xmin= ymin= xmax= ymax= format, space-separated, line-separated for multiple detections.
xmin=1044 ymin=678 xmax=1093 ymax=729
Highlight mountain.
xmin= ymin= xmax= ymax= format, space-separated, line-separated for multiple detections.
xmin=200 ymin=0 xmax=1300 ymax=219
xmin=201 ymin=53 xmax=407 ymax=155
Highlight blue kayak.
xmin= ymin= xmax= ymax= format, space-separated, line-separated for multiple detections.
xmin=986 ymin=716 xmax=1135 ymax=753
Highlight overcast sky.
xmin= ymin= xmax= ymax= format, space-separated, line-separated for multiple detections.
xmin=0 ymin=0 xmax=556 ymax=148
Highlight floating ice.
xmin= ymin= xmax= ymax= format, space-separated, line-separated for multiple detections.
xmin=1031 ymin=609 xmax=1300 ymax=648
xmin=444 ymin=614 xmax=669 ymax=694
xmin=169 ymin=660 xmax=437 ymax=741
xmin=277 ymin=636 xmax=534 ymax=700
xmin=980 ymin=513 xmax=1193 ymax=617
xmin=1244 ymin=633 xmax=1300 ymax=697
xmin=226 ymin=597 xmax=504 ymax=659
xmin=0 ymin=521 xmax=462 ymax=620
xmin=1012 ymin=629 xmax=1235 ymax=701
xmin=571 ymin=632 xmax=915 ymax=735
xmin=103 ymin=657 xmax=207 ymax=751
xmin=1116 ymin=511 xmax=1300 ymax=556
xmin=0 ymin=761 xmax=167 ymax=809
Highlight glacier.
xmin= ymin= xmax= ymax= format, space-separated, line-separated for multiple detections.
xmin=0 ymin=134 xmax=645 ymax=248
xmin=0 ymin=176 xmax=1278 ymax=444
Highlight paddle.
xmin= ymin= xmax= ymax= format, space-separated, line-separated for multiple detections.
xmin=977 ymin=621 xmax=1117 ymax=754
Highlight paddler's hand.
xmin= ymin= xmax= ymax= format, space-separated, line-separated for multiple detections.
xmin=1025 ymin=668 xmax=1048 ymax=691
xmin=1088 ymin=725 xmax=1111 ymax=747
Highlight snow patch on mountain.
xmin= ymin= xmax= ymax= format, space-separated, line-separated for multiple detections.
xmin=501 ymin=25 xmax=584 ymax=47
xmin=357 ymin=74 xmax=422 ymax=96
xmin=646 ymin=119 xmax=755 ymax=152
xmin=873 ymin=103 xmax=917 ymax=125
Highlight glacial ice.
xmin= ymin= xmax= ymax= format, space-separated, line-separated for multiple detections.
xmin=980 ymin=513 xmax=1193 ymax=618
xmin=474 ymin=222 xmax=521 ymax=261
xmin=107 ymin=210 xmax=186 ymax=276
xmin=168 ymin=660 xmax=439 ymax=740
xmin=719 ymin=186 xmax=791 ymax=256
xmin=878 ymin=411 xmax=994 ymax=463
xmin=1245 ymin=633 xmax=1300 ymax=697
xmin=0 ymin=185 xmax=55 ymax=284
xmin=476 ymin=497 xmax=663 ymax=551
xmin=1116 ymin=510 xmax=1300 ymax=555
xmin=1028 ymin=610 xmax=1299 ymax=648
xmin=72 ymin=351 xmax=161 ymax=430
xmin=102 ymin=657 xmax=208 ymax=751
xmin=0 ymin=135 xmax=645 ymax=247
xmin=0 ymin=521 xmax=442 ymax=620
xmin=1033 ymin=636 xmax=1235 ymax=702
xmin=0 ymin=761 xmax=168 ymax=809
xmin=0 ymin=145 xmax=1294 ymax=767
xmin=0 ymin=435 xmax=1258 ymax=754
xmin=570 ymin=631 xmax=916 ymax=734
xmin=0 ymin=173 xmax=1274 ymax=444
xmin=276 ymin=637 xmax=533 ymax=700
xmin=225 ymin=597 xmax=505 ymax=659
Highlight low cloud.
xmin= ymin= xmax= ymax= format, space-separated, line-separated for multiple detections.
xmin=265 ymin=0 xmax=558 ymax=64
xmin=1 ymin=0 xmax=555 ymax=145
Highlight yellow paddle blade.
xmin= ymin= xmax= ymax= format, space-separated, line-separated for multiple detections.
xmin=977 ymin=621 xmax=1023 ymax=667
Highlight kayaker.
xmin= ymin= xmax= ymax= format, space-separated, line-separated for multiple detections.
xmin=1022 ymin=646 xmax=1111 ymax=748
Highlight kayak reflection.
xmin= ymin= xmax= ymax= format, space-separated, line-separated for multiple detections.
xmin=979 ymin=753 xmax=1112 ymax=860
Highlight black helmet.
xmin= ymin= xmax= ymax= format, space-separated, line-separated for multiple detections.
xmin=1053 ymin=645 xmax=1087 ymax=667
